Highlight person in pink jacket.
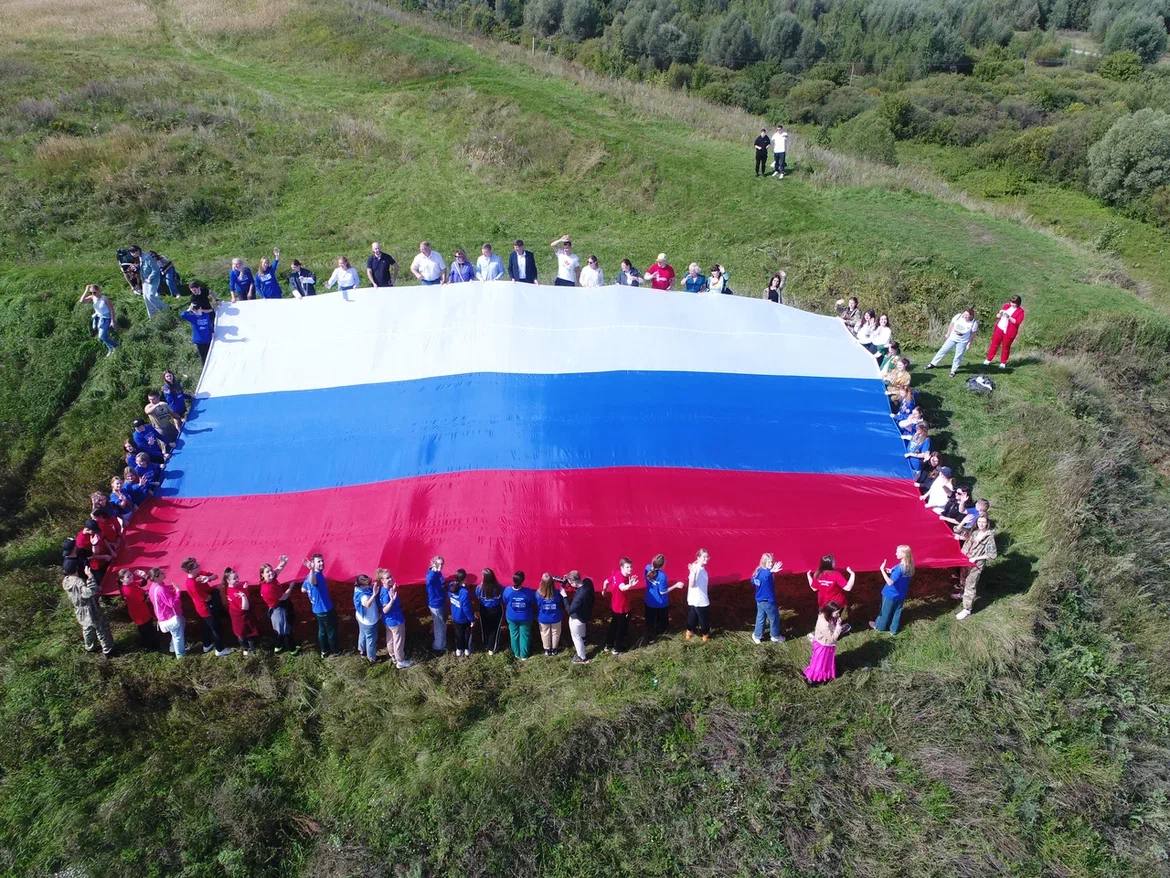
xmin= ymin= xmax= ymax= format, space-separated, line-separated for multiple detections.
xmin=144 ymin=568 xmax=186 ymax=657
xmin=983 ymin=295 xmax=1025 ymax=368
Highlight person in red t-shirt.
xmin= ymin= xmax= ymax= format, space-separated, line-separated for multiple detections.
xmin=806 ymin=555 xmax=855 ymax=632
xmin=75 ymin=520 xmax=115 ymax=583
xmin=601 ymin=556 xmax=642 ymax=654
xmin=117 ymin=568 xmax=157 ymax=651
xmin=644 ymin=254 xmax=676 ymax=291
xmin=180 ymin=557 xmax=233 ymax=656
xmin=224 ymin=568 xmax=261 ymax=654
xmin=258 ymin=554 xmax=293 ymax=652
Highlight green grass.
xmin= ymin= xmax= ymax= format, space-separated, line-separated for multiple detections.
xmin=2 ymin=1 xmax=1170 ymax=875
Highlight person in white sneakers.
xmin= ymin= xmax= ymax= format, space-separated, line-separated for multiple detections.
xmin=751 ymin=553 xmax=785 ymax=643
xmin=955 ymin=514 xmax=997 ymax=620
xmin=926 ymin=307 xmax=979 ymax=377
xmin=771 ymin=125 xmax=788 ymax=177
xmin=681 ymin=548 xmax=712 ymax=642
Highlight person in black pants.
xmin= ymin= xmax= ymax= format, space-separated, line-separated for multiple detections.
xmin=754 ymin=128 xmax=770 ymax=176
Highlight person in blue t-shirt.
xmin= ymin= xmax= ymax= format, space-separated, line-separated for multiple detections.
xmin=904 ymin=424 xmax=931 ymax=474
xmin=751 ymin=553 xmax=786 ymax=643
xmin=682 ymin=263 xmax=709 ymax=293
xmin=502 ymin=571 xmax=538 ymax=660
xmin=353 ymin=573 xmax=380 ymax=662
xmin=426 ymin=556 xmax=447 ymax=654
xmin=535 ymin=573 xmax=568 ymax=656
xmin=476 ymin=568 xmax=505 ymax=654
xmin=870 ymin=545 xmax=914 ymax=635
xmin=161 ymin=370 xmax=189 ymax=419
xmin=301 ymin=553 xmax=338 ymax=657
xmin=643 ymin=554 xmax=683 ymax=641
xmin=448 ymin=569 xmax=476 ymax=657
xmin=254 ymin=249 xmax=283 ymax=299
xmin=377 ymin=568 xmax=412 ymax=669
xmin=131 ymin=419 xmax=170 ymax=459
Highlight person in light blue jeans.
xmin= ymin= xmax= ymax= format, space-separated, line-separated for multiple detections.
xmin=79 ymin=284 xmax=118 ymax=355
xmin=927 ymin=308 xmax=979 ymax=377
xmin=870 ymin=545 xmax=914 ymax=635
xmin=425 ymin=555 xmax=447 ymax=653
xmin=353 ymin=574 xmax=380 ymax=662
xmin=751 ymin=553 xmax=785 ymax=643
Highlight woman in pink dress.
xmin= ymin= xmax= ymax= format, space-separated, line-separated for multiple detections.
xmin=804 ymin=601 xmax=845 ymax=685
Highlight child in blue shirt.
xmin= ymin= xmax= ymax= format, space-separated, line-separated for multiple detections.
xmin=426 ymin=556 xmax=446 ymax=654
xmin=353 ymin=573 xmax=380 ymax=662
xmin=377 ymin=568 xmax=412 ymax=669
xmin=448 ymin=569 xmax=475 ymax=657
xmin=535 ymin=573 xmax=568 ymax=655
xmin=301 ymin=553 xmax=338 ymax=657
xmin=643 ymin=554 xmax=682 ymax=641
xmin=751 ymin=553 xmax=785 ymax=643
xmin=871 ymin=546 xmax=914 ymax=635
xmin=502 ymin=571 xmax=538 ymax=660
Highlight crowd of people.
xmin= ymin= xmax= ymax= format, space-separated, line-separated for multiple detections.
xmin=63 ymin=235 xmax=1016 ymax=684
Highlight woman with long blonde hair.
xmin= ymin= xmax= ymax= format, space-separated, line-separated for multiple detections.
xmin=870 ymin=545 xmax=914 ymax=635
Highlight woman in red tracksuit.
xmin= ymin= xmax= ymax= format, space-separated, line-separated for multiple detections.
xmin=984 ymin=295 xmax=1025 ymax=368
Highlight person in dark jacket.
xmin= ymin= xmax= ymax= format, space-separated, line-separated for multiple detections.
xmin=448 ymin=568 xmax=475 ymax=657
xmin=289 ymin=260 xmax=317 ymax=298
xmin=508 ymin=239 xmax=538 ymax=283
xmin=566 ymin=572 xmax=594 ymax=664
xmin=476 ymin=567 xmax=505 ymax=654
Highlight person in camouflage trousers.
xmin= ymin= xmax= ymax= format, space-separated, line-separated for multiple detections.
xmin=62 ymin=548 xmax=114 ymax=656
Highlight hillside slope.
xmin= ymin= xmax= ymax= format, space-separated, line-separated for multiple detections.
xmin=1 ymin=1 xmax=1169 ymax=876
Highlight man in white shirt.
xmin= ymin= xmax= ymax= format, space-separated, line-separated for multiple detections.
xmin=771 ymin=125 xmax=788 ymax=178
xmin=549 ymin=234 xmax=580 ymax=287
xmin=475 ymin=243 xmax=504 ymax=281
xmin=409 ymin=241 xmax=446 ymax=285
xmin=927 ymin=307 xmax=979 ymax=377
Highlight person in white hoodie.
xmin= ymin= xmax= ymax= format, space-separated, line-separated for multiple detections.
xmin=927 ymin=308 xmax=979 ymax=377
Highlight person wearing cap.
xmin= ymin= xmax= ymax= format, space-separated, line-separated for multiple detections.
xmin=922 ymin=466 xmax=954 ymax=514
xmin=754 ymin=127 xmax=771 ymax=177
xmin=476 ymin=243 xmax=505 ymax=281
xmin=509 ymin=239 xmax=538 ymax=283
xmin=366 ymin=242 xmax=398 ymax=288
xmin=409 ymin=241 xmax=446 ymax=285
xmin=644 ymin=254 xmax=676 ymax=291
xmin=228 ymin=257 xmax=255 ymax=303
xmin=62 ymin=543 xmax=115 ymax=656
xmin=131 ymin=419 xmax=169 ymax=460
xmin=771 ymin=125 xmax=788 ymax=178
xmin=549 ymin=235 xmax=580 ymax=287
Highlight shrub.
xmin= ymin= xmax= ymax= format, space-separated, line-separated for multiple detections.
xmin=1088 ymin=108 xmax=1170 ymax=207
xmin=1102 ymin=14 xmax=1168 ymax=64
xmin=831 ymin=109 xmax=897 ymax=166
xmin=1150 ymin=185 xmax=1170 ymax=227
xmin=1030 ymin=42 xmax=1067 ymax=67
xmin=1098 ymin=50 xmax=1144 ymax=82
xmin=877 ymin=94 xmax=914 ymax=138
xmin=973 ymin=45 xmax=1023 ymax=81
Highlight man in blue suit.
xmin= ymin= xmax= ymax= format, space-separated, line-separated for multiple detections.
xmin=508 ymin=239 xmax=538 ymax=284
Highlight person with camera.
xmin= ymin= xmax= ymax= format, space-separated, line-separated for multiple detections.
xmin=563 ymin=571 xmax=593 ymax=663
xmin=78 ymin=284 xmax=118 ymax=356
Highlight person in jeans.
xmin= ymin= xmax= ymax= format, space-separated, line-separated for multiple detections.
xmin=353 ymin=574 xmax=381 ymax=663
xmin=425 ymin=556 xmax=447 ymax=654
xmin=601 ymin=557 xmax=640 ymax=654
xmin=180 ymin=557 xmax=233 ymax=657
xmin=448 ymin=569 xmax=475 ymax=657
xmin=302 ymin=553 xmax=338 ymax=657
xmin=926 ymin=307 xmax=979 ymax=378
xmin=79 ymin=284 xmax=118 ymax=356
xmin=62 ymin=546 xmax=114 ymax=656
xmin=682 ymin=548 xmax=711 ymax=641
xmin=751 ymin=553 xmax=785 ymax=644
xmin=535 ymin=573 xmax=567 ymax=655
xmin=258 ymin=554 xmax=294 ymax=652
xmin=503 ymin=571 xmax=537 ymax=660
xmin=956 ymin=515 xmax=997 ymax=620
xmin=378 ymin=568 xmax=413 ymax=669
xmin=145 ymin=568 xmax=185 ymax=657
xmin=476 ymin=568 xmax=505 ymax=654
xmin=567 ymin=574 xmax=595 ymax=664
xmin=131 ymin=246 xmax=168 ymax=316
xmin=870 ymin=545 xmax=914 ymax=634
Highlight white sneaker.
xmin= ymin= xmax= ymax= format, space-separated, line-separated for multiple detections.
xmin=396 ymin=660 xmax=414 ymax=669
xmin=771 ymin=636 xmax=785 ymax=643
xmin=215 ymin=648 xmax=235 ymax=657
xmin=487 ymin=650 xmax=494 ymax=656
xmin=999 ymin=363 xmax=1006 ymax=369
xmin=955 ymin=609 xmax=971 ymax=620
xmin=982 ymin=359 xmax=990 ymax=366
xmin=778 ymin=173 xmax=785 ymax=178
xmin=751 ymin=634 xmax=762 ymax=644
xmin=202 ymin=643 xmax=214 ymax=653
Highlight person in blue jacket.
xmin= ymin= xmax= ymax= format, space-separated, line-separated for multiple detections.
xmin=255 ymin=249 xmax=284 ymax=299
xmin=448 ymin=568 xmax=475 ymax=657
xmin=476 ymin=568 xmax=505 ymax=654
xmin=502 ymin=571 xmax=538 ymax=660
xmin=353 ymin=573 xmax=380 ymax=662
xmin=377 ymin=568 xmax=412 ymax=669
xmin=870 ymin=545 xmax=914 ymax=635
xmin=426 ymin=555 xmax=447 ymax=654
xmin=643 ymin=554 xmax=682 ymax=641
xmin=535 ymin=573 xmax=567 ymax=656
xmin=301 ymin=553 xmax=338 ymax=657
xmin=751 ymin=553 xmax=786 ymax=644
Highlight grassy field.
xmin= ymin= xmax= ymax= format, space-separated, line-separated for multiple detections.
xmin=2 ymin=1 xmax=1170 ymax=875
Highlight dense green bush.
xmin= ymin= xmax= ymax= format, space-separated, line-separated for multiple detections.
xmin=1102 ymin=13 xmax=1169 ymax=64
xmin=831 ymin=109 xmax=897 ymax=165
xmin=1088 ymin=108 xmax=1170 ymax=206
xmin=1097 ymin=50 xmax=1144 ymax=82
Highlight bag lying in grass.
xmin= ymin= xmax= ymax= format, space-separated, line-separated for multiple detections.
xmin=966 ymin=375 xmax=995 ymax=395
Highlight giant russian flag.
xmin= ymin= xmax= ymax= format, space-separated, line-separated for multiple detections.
xmin=113 ymin=283 xmax=966 ymax=587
